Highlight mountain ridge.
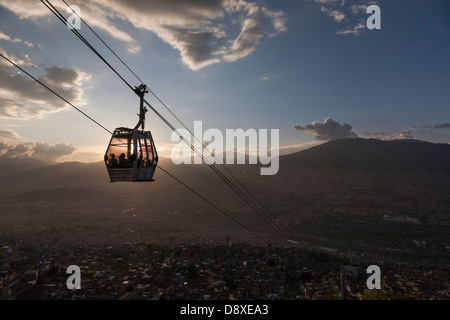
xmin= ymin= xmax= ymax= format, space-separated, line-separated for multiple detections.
xmin=0 ymin=137 xmax=448 ymax=248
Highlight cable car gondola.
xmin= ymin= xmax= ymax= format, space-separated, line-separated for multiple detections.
xmin=104 ymin=84 xmax=158 ymax=182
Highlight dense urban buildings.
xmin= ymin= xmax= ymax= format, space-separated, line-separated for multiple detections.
xmin=1 ymin=241 xmax=448 ymax=300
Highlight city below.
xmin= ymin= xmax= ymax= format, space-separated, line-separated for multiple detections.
xmin=1 ymin=240 xmax=448 ymax=300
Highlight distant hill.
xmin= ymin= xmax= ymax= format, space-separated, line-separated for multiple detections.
xmin=0 ymin=157 xmax=48 ymax=174
xmin=0 ymin=138 xmax=448 ymax=248
xmin=1 ymin=138 xmax=449 ymax=202
xmin=280 ymin=138 xmax=450 ymax=174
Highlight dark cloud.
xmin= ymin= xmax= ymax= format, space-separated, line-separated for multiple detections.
xmin=0 ymin=139 xmax=76 ymax=163
xmin=423 ymin=123 xmax=450 ymax=129
xmin=0 ymin=49 xmax=89 ymax=118
xmin=292 ymin=117 xmax=358 ymax=141
xmin=167 ymin=28 xmax=226 ymax=68
xmin=104 ymin=0 xmax=224 ymax=20
xmin=0 ymin=141 xmax=33 ymax=159
xmin=40 ymin=66 xmax=81 ymax=87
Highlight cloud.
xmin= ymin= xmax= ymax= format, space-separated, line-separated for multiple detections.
xmin=335 ymin=23 xmax=366 ymax=36
xmin=0 ymin=47 xmax=37 ymax=68
xmin=31 ymin=142 xmax=77 ymax=162
xmin=356 ymin=127 xmax=415 ymax=141
xmin=0 ymin=0 xmax=287 ymax=71
xmin=321 ymin=6 xmax=345 ymax=23
xmin=0 ymin=137 xmax=76 ymax=162
xmin=0 ymin=0 xmax=50 ymax=19
xmin=0 ymin=30 xmax=43 ymax=50
xmin=0 ymin=128 xmax=24 ymax=142
xmin=315 ymin=0 xmax=379 ymax=36
xmin=314 ymin=0 xmax=338 ymax=3
xmin=0 ymin=47 xmax=90 ymax=119
xmin=361 ymin=123 xmax=450 ymax=141
xmin=0 ymin=140 xmax=34 ymax=159
xmin=391 ymin=132 xmax=414 ymax=140
xmin=0 ymin=128 xmax=99 ymax=163
xmin=223 ymin=16 xmax=265 ymax=62
xmin=350 ymin=4 xmax=368 ymax=14
xmin=292 ymin=117 xmax=358 ymax=141
xmin=40 ymin=65 xmax=87 ymax=87
xmin=104 ymin=0 xmax=287 ymax=70
xmin=422 ymin=123 xmax=450 ymax=129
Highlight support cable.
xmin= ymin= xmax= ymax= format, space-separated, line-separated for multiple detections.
xmin=0 ymin=51 xmax=270 ymax=246
xmin=43 ymin=0 xmax=297 ymax=243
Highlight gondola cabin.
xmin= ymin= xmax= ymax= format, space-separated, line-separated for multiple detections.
xmin=104 ymin=84 xmax=158 ymax=182
xmin=105 ymin=127 xmax=158 ymax=182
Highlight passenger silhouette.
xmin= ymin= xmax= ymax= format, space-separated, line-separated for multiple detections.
xmin=108 ymin=154 xmax=118 ymax=167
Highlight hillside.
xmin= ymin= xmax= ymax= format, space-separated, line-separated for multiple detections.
xmin=280 ymin=138 xmax=450 ymax=173
xmin=0 ymin=138 xmax=449 ymax=260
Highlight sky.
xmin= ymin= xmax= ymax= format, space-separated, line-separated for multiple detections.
xmin=0 ymin=0 xmax=449 ymax=163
